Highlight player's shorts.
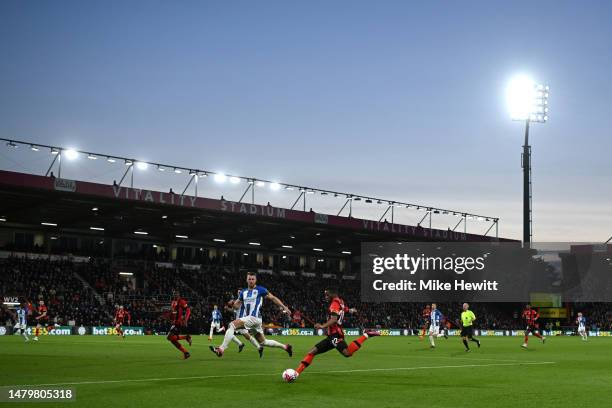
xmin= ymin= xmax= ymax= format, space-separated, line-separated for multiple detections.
xmin=236 ymin=328 xmax=249 ymax=336
xmin=168 ymin=324 xmax=187 ymax=336
xmin=211 ymin=322 xmax=222 ymax=330
xmin=525 ymin=325 xmax=538 ymax=334
xmin=314 ymin=333 xmax=348 ymax=354
xmin=578 ymin=326 xmax=586 ymax=332
xmin=238 ymin=316 xmax=263 ymax=334
xmin=460 ymin=326 xmax=474 ymax=337
xmin=428 ymin=325 xmax=440 ymax=336
xmin=14 ymin=323 xmax=25 ymax=330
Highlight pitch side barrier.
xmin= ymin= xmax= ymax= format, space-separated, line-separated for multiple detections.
xmin=2 ymin=327 xmax=608 ymax=337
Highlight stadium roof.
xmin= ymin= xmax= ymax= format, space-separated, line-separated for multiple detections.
xmin=0 ymin=170 xmax=517 ymax=256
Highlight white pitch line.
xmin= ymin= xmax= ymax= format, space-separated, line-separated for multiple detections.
xmin=5 ymin=361 xmax=555 ymax=388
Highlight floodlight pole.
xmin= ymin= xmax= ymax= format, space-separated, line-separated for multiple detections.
xmin=522 ymin=119 xmax=532 ymax=245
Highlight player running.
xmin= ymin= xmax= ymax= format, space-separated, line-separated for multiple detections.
xmin=293 ymin=288 xmax=380 ymax=380
xmin=208 ymin=305 xmax=226 ymax=341
xmin=33 ymin=300 xmax=48 ymax=341
xmin=419 ymin=304 xmax=431 ymax=340
xmin=459 ymin=303 xmax=480 ymax=352
xmin=576 ymin=312 xmax=587 ymax=341
xmin=428 ymin=303 xmax=448 ymax=348
xmin=166 ymin=291 xmax=192 ymax=359
xmin=14 ymin=301 xmax=30 ymax=342
xmin=114 ymin=305 xmax=131 ymax=339
xmin=521 ymin=304 xmax=546 ymax=349
xmin=224 ymin=290 xmax=263 ymax=355
xmin=210 ymin=272 xmax=292 ymax=358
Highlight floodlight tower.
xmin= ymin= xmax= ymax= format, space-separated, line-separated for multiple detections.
xmin=507 ymin=75 xmax=549 ymax=245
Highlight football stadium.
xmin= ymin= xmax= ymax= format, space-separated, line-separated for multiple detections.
xmin=1 ymin=2 xmax=612 ymax=408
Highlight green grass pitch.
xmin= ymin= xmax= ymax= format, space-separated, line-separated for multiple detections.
xmin=1 ymin=335 xmax=610 ymax=407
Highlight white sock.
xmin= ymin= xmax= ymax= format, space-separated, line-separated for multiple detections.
xmin=263 ymin=339 xmax=286 ymax=349
xmin=219 ymin=323 xmax=235 ymax=350
xmin=209 ymin=327 xmax=214 ymax=338
xmin=231 ymin=335 xmax=243 ymax=346
xmin=22 ymin=330 xmax=29 ymax=340
xmin=429 ymin=335 xmax=435 ymax=346
xmin=249 ymin=337 xmax=261 ymax=349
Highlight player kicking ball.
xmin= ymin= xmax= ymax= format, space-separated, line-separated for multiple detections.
xmin=293 ymin=288 xmax=380 ymax=381
xmin=210 ymin=272 xmax=292 ymax=358
xmin=521 ymin=304 xmax=545 ymax=349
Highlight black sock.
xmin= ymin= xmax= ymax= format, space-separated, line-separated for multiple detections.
xmin=470 ymin=337 xmax=479 ymax=343
xmin=463 ymin=339 xmax=469 ymax=349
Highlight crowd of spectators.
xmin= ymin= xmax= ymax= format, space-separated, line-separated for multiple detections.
xmin=1 ymin=256 xmax=611 ymax=333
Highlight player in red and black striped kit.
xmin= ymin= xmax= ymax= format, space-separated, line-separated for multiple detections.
xmin=167 ymin=291 xmax=192 ymax=359
xmin=114 ymin=305 xmax=131 ymax=339
xmin=294 ymin=288 xmax=379 ymax=380
xmin=521 ymin=304 xmax=546 ymax=349
xmin=419 ymin=304 xmax=432 ymax=340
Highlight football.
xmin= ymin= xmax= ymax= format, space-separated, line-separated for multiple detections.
xmin=282 ymin=368 xmax=298 ymax=383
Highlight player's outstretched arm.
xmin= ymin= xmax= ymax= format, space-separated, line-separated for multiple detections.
xmin=265 ymin=293 xmax=290 ymax=315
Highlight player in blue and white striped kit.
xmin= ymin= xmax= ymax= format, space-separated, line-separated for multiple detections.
xmin=210 ymin=271 xmax=292 ymax=358
xmin=428 ymin=303 xmax=448 ymax=348
xmin=576 ymin=312 xmax=587 ymax=341
xmin=208 ymin=305 xmax=226 ymax=341
xmin=15 ymin=302 xmax=30 ymax=341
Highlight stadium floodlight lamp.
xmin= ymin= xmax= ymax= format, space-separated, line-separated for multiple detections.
xmin=134 ymin=231 xmax=148 ymax=235
xmin=270 ymin=182 xmax=281 ymax=191
xmin=124 ymin=159 xmax=133 ymax=166
xmin=507 ymin=75 xmax=549 ymax=123
xmin=214 ymin=173 xmax=227 ymax=183
xmin=213 ymin=238 xmax=226 ymax=243
xmin=64 ymin=149 xmax=79 ymax=160
xmin=157 ymin=165 xmax=165 ymax=172
xmin=90 ymin=227 xmax=104 ymax=231
xmin=256 ymin=180 xmax=266 ymax=187
xmin=189 ymin=170 xmax=197 ymax=176
xmin=30 ymin=145 xmax=39 ymax=151
xmin=175 ymin=235 xmax=188 ymax=239
xmin=135 ymin=162 xmax=148 ymax=170
xmin=51 ymin=148 xmax=60 ymax=155
xmin=342 ymin=251 xmax=352 ymax=255
xmin=87 ymin=154 xmax=97 ymax=160
xmin=199 ymin=172 xmax=208 ymax=178
xmin=284 ymin=186 xmax=294 ymax=191
xmin=119 ymin=272 xmax=133 ymax=276
xmin=249 ymin=242 xmax=261 ymax=246
xmin=174 ymin=168 xmax=182 ymax=174
xmin=92 ymin=207 xmax=98 ymax=211
xmin=243 ymin=253 xmax=249 ymax=256
xmin=161 ymin=215 xmax=167 ymax=219
xmin=306 ymin=190 xmax=315 ymax=195
xmin=6 ymin=141 xmax=17 ymax=148
xmin=229 ymin=176 xmax=241 ymax=184
xmin=106 ymin=157 xmax=115 ymax=163
xmin=41 ymin=222 xmax=57 ymax=226
xmin=282 ymin=245 xmax=293 ymax=249
xmin=313 ymin=248 xmax=323 ymax=252
xmin=0 ymin=218 xmax=6 ymax=222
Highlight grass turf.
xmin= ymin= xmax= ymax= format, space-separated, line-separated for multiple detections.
xmin=0 ymin=335 xmax=610 ymax=407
